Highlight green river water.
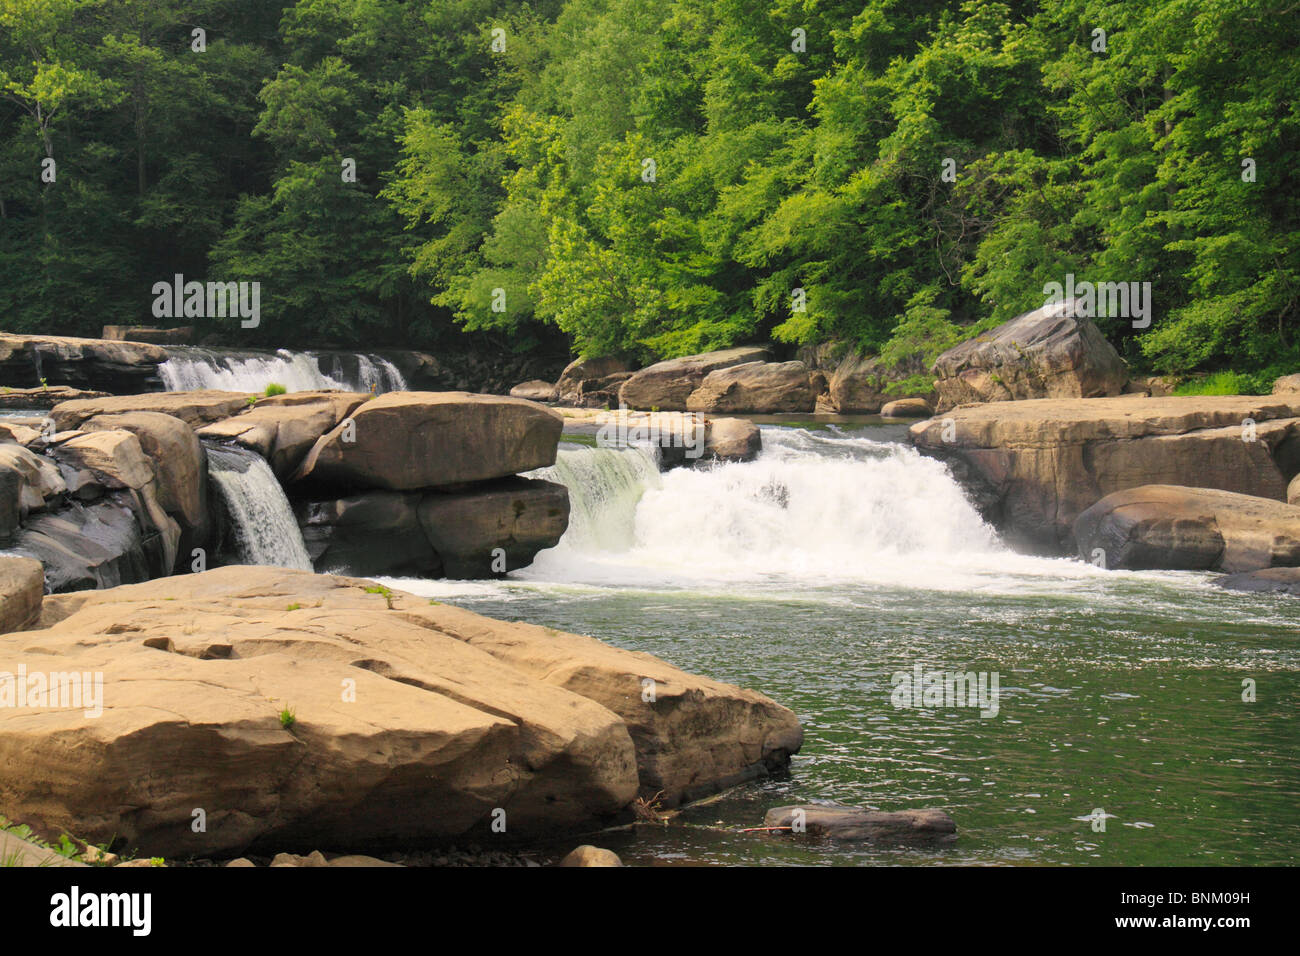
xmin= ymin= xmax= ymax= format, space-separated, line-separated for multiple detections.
xmin=384 ymin=424 xmax=1299 ymax=866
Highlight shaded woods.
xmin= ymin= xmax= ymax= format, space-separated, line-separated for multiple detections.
xmin=2 ymin=0 xmax=1297 ymax=384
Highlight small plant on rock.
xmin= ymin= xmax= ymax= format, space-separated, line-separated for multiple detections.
xmin=279 ymin=706 xmax=296 ymax=729
xmin=264 ymin=382 xmax=287 ymax=397
xmin=364 ymin=584 xmax=394 ymax=609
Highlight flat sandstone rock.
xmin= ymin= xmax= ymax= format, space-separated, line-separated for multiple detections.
xmin=0 ymin=567 xmax=801 ymax=857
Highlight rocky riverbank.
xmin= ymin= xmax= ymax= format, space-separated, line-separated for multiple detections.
xmin=0 ymin=331 xmax=566 ymax=397
xmin=1 ymin=388 xmax=571 ymax=588
xmin=910 ymin=394 xmax=1300 ymax=556
xmin=0 ymin=565 xmax=802 ymax=860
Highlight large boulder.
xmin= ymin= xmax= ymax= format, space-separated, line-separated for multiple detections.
xmin=0 ymin=567 xmax=800 ymax=855
xmin=0 ymin=555 xmax=43 ymax=633
xmin=198 ymin=391 xmax=366 ymax=479
xmin=797 ymin=344 xmax=934 ymax=414
xmin=702 ymin=418 xmax=762 ymax=462
xmin=912 ymin=395 xmax=1300 ymax=554
xmin=509 ymin=380 xmax=558 ymax=403
xmin=686 ymin=361 xmax=816 ymax=414
xmin=297 ymin=479 xmax=569 ymax=579
xmin=417 ymin=477 xmax=569 ymax=577
xmin=556 ymin=356 xmax=629 ymax=406
xmin=828 ymin=354 xmax=903 ymax=414
xmin=931 ymin=301 xmax=1128 ymax=410
xmin=48 ymin=430 xmax=155 ymax=492
xmin=41 ymin=430 xmax=180 ymax=578
xmin=51 ymin=390 xmax=251 ymax=430
xmin=414 ymin=596 xmax=803 ymax=807
xmin=881 ymin=397 xmax=933 ymax=418
xmin=294 ymin=392 xmax=563 ymax=492
xmin=1273 ymin=373 xmax=1300 ymax=394
xmin=81 ymin=412 xmax=207 ymax=535
xmin=618 ymin=347 xmax=769 ymax=411
xmin=1074 ymin=485 xmax=1300 ymax=573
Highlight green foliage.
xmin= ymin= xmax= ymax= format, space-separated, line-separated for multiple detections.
xmin=1172 ymin=370 xmax=1275 ymax=397
xmin=1 ymin=0 xmax=1296 ymax=379
xmin=278 ymin=706 xmax=296 ymax=729
xmin=364 ymin=583 xmax=394 ymax=608
xmin=264 ymin=383 xmax=287 ymax=396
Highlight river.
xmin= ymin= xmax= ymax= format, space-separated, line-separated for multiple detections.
xmin=379 ymin=424 xmax=1300 ymax=866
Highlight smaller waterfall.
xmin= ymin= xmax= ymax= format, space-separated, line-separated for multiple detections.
xmin=159 ymin=347 xmax=406 ymax=394
xmin=205 ymin=443 xmax=313 ymax=569
xmin=528 ymin=444 xmax=661 ymax=552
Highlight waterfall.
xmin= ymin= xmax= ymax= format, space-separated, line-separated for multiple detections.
xmin=519 ymin=427 xmax=1033 ymax=589
xmin=159 ymin=347 xmax=405 ymax=394
xmin=530 ymin=443 xmax=663 ymax=552
xmin=205 ymin=443 xmax=312 ymax=569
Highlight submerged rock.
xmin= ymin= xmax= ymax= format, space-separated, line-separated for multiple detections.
xmin=558 ymin=845 xmax=623 ymax=867
xmin=762 ymin=805 xmax=957 ymax=843
xmin=1216 ymin=566 xmax=1300 ymax=596
xmin=0 ymin=567 xmax=801 ymax=857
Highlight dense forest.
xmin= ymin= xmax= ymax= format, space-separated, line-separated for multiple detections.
xmin=2 ymin=0 xmax=1297 ymax=386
